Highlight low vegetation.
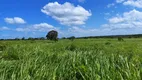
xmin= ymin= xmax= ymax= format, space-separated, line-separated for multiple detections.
xmin=0 ymin=38 xmax=142 ymax=80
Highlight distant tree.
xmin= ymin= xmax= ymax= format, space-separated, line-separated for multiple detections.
xmin=46 ymin=30 xmax=58 ymax=41
xmin=83 ymin=37 xmax=88 ymax=39
xmin=61 ymin=37 xmax=66 ymax=39
xmin=39 ymin=37 xmax=45 ymax=40
xmin=22 ymin=37 xmax=25 ymax=40
xmin=0 ymin=39 xmax=4 ymax=41
xmin=28 ymin=37 xmax=34 ymax=40
xmin=68 ymin=36 xmax=75 ymax=41
xmin=15 ymin=38 xmax=20 ymax=40
xmin=34 ymin=38 xmax=39 ymax=40
xmin=128 ymin=36 xmax=131 ymax=38
xmin=118 ymin=37 xmax=124 ymax=41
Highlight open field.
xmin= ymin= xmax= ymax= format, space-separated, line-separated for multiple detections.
xmin=0 ymin=38 xmax=142 ymax=80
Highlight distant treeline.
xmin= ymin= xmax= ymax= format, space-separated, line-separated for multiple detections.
xmin=1 ymin=34 xmax=142 ymax=41
xmin=77 ymin=34 xmax=142 ymax=39
xmin=0 ymin=37 xmax=46 ymax=41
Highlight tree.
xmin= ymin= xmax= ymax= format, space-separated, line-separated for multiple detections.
xmin=39 ymin=37 xmax=45 ymax=40
xmin=68 ymin=36 xmax=75 ymax=41
xmin=46 ymin=30 xmax=58 ymax=41
xmin=61 ymin=37 xmax=66 ymax=39
xmin=22 ymin=37 xmax=25 ymax=40
xmin=15 ymin=38 xmax=20 ymax=40
xmin=28 ymin=37 xmax=34 ymax=40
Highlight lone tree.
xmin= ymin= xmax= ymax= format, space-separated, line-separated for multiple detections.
xmin=46 ymin=30 xmax=58 ymax=41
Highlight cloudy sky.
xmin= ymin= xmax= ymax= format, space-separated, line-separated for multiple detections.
xmin=1 ymin=0 xmax=142 ymax=39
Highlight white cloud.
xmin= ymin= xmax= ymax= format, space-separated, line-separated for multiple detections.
xmin=41 ymin=2 xmax=92 ymax=26
xmin=16 ymin=23 xmax=56 ymax=32
xmin=109 ymin=17 xmax=124 ymax=23
xmin=106 ymin=9 xmax=142 ymax=30
xmin=0 ymin=26 xmax=10 ymax=30
xmin=64 ymin=9 xmax=142 ymax=37
xmin=33 ymin=23 xmax=54 ymax=29
xmin=65 ymin=26 xmax=126 ymax=37
xmin=123 ymin=0 xmax=142 ymax=8
xmin=109 ymin=9 xmax=142 ymax=23
xmin=107 ymin=3 xmax=115 ymax=8
xmin=116 ymin=0 xmax=125 ymax=3
xmin=4 ymin=17 xmax=26 ymax=24
xmin=102 ymin=23 xmax=135 ymax=30
xmin=65 ymin=25 xmax=142 ymax=37
xmin=117 ymin=0 xmax=142 ymax=8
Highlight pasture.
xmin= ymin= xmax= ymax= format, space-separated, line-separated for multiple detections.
xmin=0 ymin=38 xmax=142 ymax=80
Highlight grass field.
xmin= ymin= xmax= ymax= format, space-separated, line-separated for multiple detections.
xmin=0 ymin=38 xmax=142 ymax=80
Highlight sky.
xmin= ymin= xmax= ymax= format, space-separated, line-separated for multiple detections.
xmin=1 ymin=0 xmax=142 ymax=39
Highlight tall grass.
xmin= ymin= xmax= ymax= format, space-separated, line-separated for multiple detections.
xmin=0 ymin=39 xmax=142 ymax=80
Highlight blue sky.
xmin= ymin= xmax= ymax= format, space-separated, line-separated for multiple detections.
xmin=1 ymin=0 xmax=142 ymax=39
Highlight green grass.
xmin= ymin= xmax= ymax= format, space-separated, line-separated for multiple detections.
xmin=0 ymin=38 xmax=142 ymax=80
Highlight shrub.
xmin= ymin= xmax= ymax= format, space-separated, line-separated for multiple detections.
xmin=0 ymin=45 xmax=6 ymax=51
xmin=65 ymin=44 xmax=76 ymax=51
xmin=1 ymin=47 xmax=19 ymax=60
xmin=2 ymin=52 xmax=19 ymax=60
xmin=68 ymin=36 xmax=75 ymax=41
xmin=105 ymin=42 xmax=111 ymax=45
xmin=118 ymin=37 xmax=124 ymax=41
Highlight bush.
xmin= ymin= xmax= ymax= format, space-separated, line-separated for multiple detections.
xmin=2 ymin=47 xmax=19 ymax=60
xmin=2 ymin=52 xmax=19 ymax=60
xmin=118 ymin=37 xmax=124 ymax=41
xmin=68 ymin=36 xmax=75 ymax=41
xmin=65 ymin=44 xmax=76 ymax=51
xmin=0 ymin=45 xmax=6 ymax=51
xmin=105 ymin=42 xmax=111 ymax=45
